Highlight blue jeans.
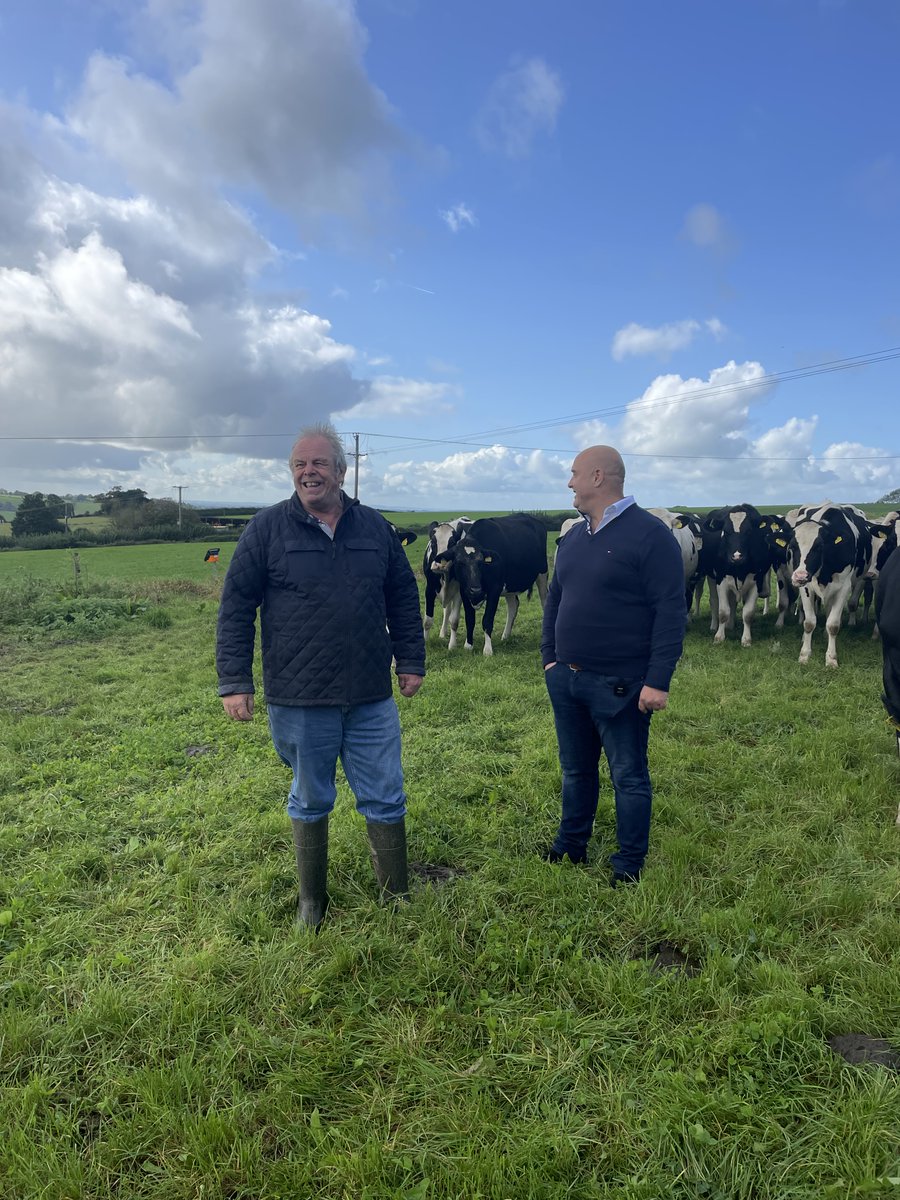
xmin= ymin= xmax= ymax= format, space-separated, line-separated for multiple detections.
xmin=545 ymin=664 xmax=652 ymax=875
xmin=267 ymin=698 xmax=407 ymax=824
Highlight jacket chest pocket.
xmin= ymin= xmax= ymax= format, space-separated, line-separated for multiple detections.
xmin=345 ymin=539 xmax=384 ymax=579
xmin=283 ymin=539 xmax=330 ymax=584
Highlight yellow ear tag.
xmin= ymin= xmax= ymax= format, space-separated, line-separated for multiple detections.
xmin=484 ymin=556 xmax=493 ymax=563
xmin=776 ymin=538 xmax=787 ymax=547
xmin=876 ymin=530 xmax=886 ymax=539
xmin=834 ymin=536 xmax=842 ymax=543
xmin=674 ymin=518 xmax=684 ymax=528
xmin=760 ymin=520 xmax=768 ymax=528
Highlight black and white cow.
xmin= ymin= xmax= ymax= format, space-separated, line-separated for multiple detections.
xmin=862 ymin=512 xmax=899 ymax=630
xmin=389 ymin=523 xmax=418 ymax=548
xmin=441 ymin=513 xmax=549 ymax=656
xmin=703 ymin=504 xmax=771 ymax=647
xmin=648 ymin=509 xmax=702 ymax=616
xmin=789 ymin=503 xmax=875 ymax=667
xmin=553 ymin=516 xmax=585 ymax=568
xmin=874 ymin=544 xmax=900 ymax=825
xmin=758 ymin=513 xmax=796 ymax=629
xmin=422 ymin=517 xmax=472 ymax=648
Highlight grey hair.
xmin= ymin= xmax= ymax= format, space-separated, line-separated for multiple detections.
xmin=290 ymin=422 xmax=347 ymax=475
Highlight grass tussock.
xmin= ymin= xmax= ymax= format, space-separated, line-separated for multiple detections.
xmin=0 ymin=541 xmax=898 ymax=1198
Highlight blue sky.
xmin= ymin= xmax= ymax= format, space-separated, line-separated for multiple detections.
xmin=0 ymin=0 xmax=898 ymax=509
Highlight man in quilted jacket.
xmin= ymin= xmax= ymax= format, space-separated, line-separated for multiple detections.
xmin=216 ymin=422 xmax=425 ymax=929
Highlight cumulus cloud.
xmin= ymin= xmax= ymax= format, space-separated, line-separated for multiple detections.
xmin=476 ymin=57 xmax=564 ymax=158
xmin=0 ymin=2 xmax=460 ymax=497
xmin=378 ymin=444 xmax=569 ymax=501
xmin=440 ymin=202 xmax=476 ymax=233
xmin=335 ymin=376 xmax=455 ymax=420
xmin=611 ymin=317 xmax=727 ymax=361
xmin=68 ymin=0 xmax=405 ymax=232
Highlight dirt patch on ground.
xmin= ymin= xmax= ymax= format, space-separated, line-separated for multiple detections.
xmin=410 ymin=862 xmax=468 ymax=886
xmin=828 ymin=1034 xmax=900 ymax=1072
xmin=636 ymin=941 xmax=702 ymax=977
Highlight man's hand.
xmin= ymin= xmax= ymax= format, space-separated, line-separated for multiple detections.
xmin=638 ymin=685 xmax=668 ymax=714
xmin=397 ymin=674 xmax=424 ymax=698
xmin=222 ymin=693 xmax=255 ymax=721
xmin=543 ymin=661 xmax=557 ymax=670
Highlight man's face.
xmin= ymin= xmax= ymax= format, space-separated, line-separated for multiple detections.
xmin=291 ymin=436 xmax=345 ymax=512
xmin=568 ymin=453 xmax=598 ymax=510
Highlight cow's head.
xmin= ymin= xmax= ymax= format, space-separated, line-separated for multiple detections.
xmin=719 ymin=505 xmax=764 ymax=566
xmin=452 ymin=540 xmax=497 ymax=606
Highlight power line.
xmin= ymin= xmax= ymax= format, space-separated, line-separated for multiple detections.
xmin=0 ymin=344 xmax=897 ymax=461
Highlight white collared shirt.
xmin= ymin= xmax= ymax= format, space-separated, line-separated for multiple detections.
xmin=585 ymin=494 xmax=635 ymax=534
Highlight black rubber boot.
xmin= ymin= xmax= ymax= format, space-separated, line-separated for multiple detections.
xmin=290 ymin=816 xmax=329 ymax=930
xmin=366 ymin=818 xmax=410 ymax=902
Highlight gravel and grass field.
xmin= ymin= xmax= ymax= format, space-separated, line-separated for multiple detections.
xmin=0 ymin=535 xmax=898 ymax=1199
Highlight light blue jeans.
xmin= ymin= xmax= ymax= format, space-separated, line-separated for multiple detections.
xmin=267 ymin=698 xmax=407 ymax=824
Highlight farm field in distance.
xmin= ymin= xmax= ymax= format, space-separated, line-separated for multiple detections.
xmin=0 ymin=527 xmax=898 ymax=1199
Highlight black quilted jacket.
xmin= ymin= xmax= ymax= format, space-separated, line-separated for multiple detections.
xmin=216 ymin=493 xmax=425 ymax=706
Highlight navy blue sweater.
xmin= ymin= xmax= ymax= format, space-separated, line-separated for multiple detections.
xmin=541 ymin=505 xmax=686 ymax=690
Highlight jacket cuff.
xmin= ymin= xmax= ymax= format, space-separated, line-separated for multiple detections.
xmin=218 ymin=680 xmax=255 ymax=696
xmin=394 ymin=661 xmax=426 ymax=677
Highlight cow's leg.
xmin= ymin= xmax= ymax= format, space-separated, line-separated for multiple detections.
xmin=481 ymin=593 xmax=500 ymax=657
xmin=824 ymin=587 xmax=850 ymax=668
xmin=707 ymin=575 xmax=719 ymax=633
xmin=798 ymin=587 xmax=816 ymax=664
xmin=714 ymin=580 xmax=732 ymax=643
xmin=741 ymin=579 xmax=758 ymax=647
xmin=446 ymin=584 xmax=461 ymax=650
xmin=535 ymin=571 xmax=549 ymax=607
xmin=461 ymin=595 xmax=476 ymax=651
xmin=438 ymin=581 xmax=451 ymax=639
xmin=758 ymin=568 xmax=770 ymax=617
xmin=847 ymin=576 xmax=865 ymax=628
xmin=501 ymin=592 xmax=519 ymax=641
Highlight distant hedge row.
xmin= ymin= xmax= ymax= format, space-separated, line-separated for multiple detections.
xmin=0 ymin=525 xmax=244 ymax=552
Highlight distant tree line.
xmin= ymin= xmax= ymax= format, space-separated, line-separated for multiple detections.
xmin=5 ymin=487 xmax=212 ymax=549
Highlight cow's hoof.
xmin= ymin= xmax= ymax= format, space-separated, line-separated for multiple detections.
xmin=826 ymin=658 xmax=838 ymax=669
xmin=798 ymin=655 xmax=810 ymax=665
xmin=464 ymin=643 xmax=473 ymax=652
xmin=713 ymin=633 xmax=725 ymax=644
xmin=741 ymin=640 xmax=752 ymax=648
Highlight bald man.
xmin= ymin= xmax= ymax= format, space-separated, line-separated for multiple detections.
xmin=540 ymin=445 xmax=686 ymax=885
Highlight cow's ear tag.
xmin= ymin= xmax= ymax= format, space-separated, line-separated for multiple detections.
xmin=674 ymin=518 xmax=684 ymax=528
xmin=484 ymin=555 xmax=493 ymax=563
xmin=760 ymin=520 xmax=768 ymax=528
xmin=876 ymin=529 xmax=887 ymax=539
xmin=776 ymin=537 xmax=787 ymax=547
xmin=834 ymin=536 xmax=842 ymax=543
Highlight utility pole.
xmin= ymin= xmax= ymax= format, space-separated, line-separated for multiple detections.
xmin=351 ymin=433 xmax=366 ymax=499
xmin=172 ymin=485 xmax=189 ymax=528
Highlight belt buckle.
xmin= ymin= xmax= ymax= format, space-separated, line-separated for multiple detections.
xmin=568 ymin=662 xmax=582 ymax=672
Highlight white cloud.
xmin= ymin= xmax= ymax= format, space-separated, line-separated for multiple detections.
xmin=378 ymin=444 xmax=569 ymax=500
xmin=440 ymin=202 xmax=476 ymax=233
xmin=611 ymin=317 xmax=728 ymax=361
xmin=67 ymin=0 xmax=406 ymax=233
xmin=335 ymin=375 xmax=455 ymax=420
xmin=476 ymin=57 xmax=564 ymax=158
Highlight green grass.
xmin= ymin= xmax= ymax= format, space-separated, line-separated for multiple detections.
xmin=0 ymin=541 xmax=898 ymax=1198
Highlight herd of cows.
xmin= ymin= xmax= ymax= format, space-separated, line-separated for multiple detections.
xmin=392 ymin=503 xmax=900 ymax=671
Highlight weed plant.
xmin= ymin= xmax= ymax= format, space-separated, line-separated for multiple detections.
xmin=0 ymin=544 xmax=897 ymax=1198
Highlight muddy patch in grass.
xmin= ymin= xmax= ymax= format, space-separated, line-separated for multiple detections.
xmin=828 ymin=1033 xmax=900 ymax=1072
xmin=410 ymin=862 xmax=468 ymax=886
xmin=635 ymin=941 xmax=702 ymax=977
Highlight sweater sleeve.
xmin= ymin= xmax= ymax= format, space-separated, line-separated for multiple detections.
xmin=640 ymin=525 xmax=686 ymax=691
xmin=384 ymin=530 xmax=426 ymax=677
xmin=215 ymin=519 xmax=266 ymax=696
xmin=540 ymin=568 xmax=562 ymax=666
